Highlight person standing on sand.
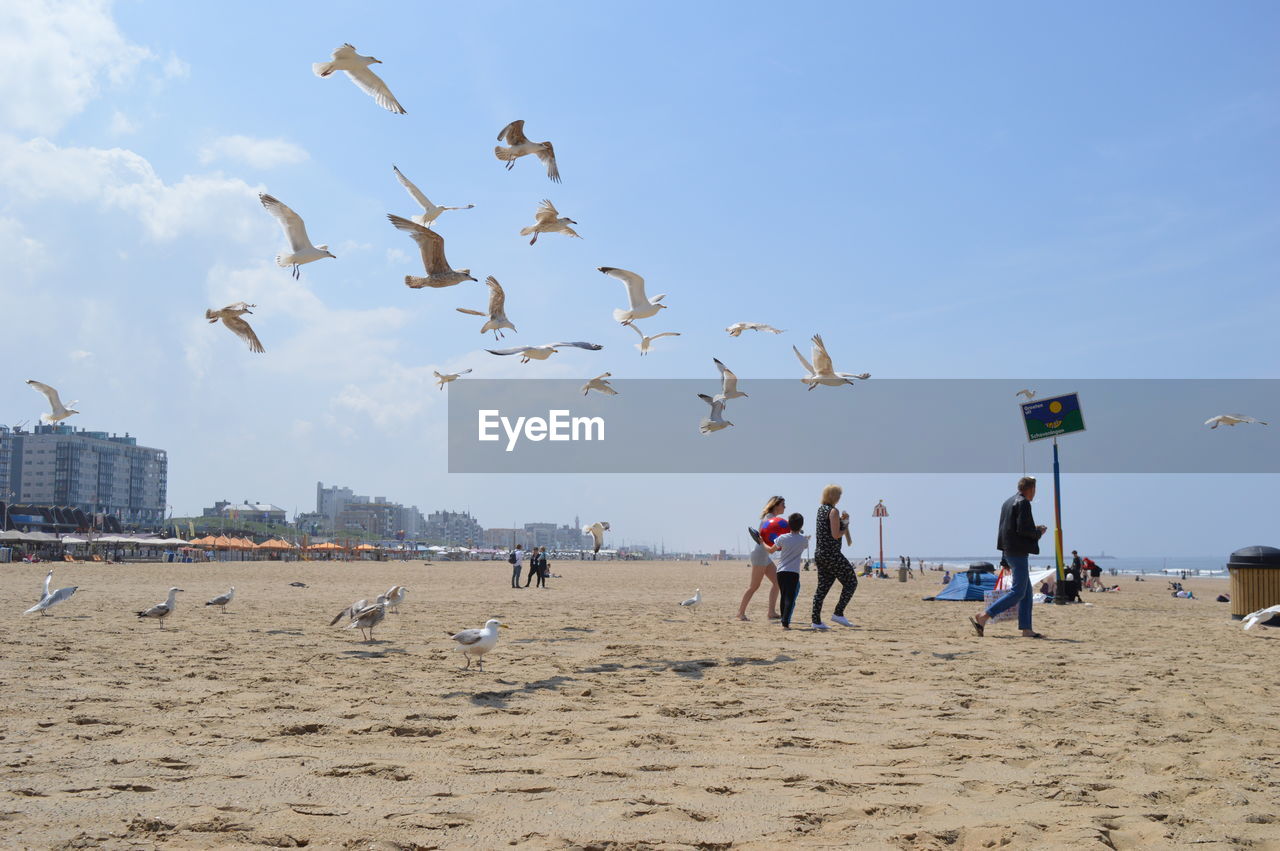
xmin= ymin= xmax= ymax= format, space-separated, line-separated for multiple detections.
xmin=810 ymin=484 xmax=858 ymax=630
xmin=534 ymin=547 xmax=549 ymax=588
xmin=970 ymin=476 xmax=1048 ymax=638
xmin=766 ymin=513 xmax=809 ymax=629
xmin=510 ymin=544 xmax=524 ymax=589
xmin=738 ymin=496 xmax=784 ymax=621
xmin=523 ymin=545 xmax=541 ymax=587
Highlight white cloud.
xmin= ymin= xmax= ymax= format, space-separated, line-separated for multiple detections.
xmin=198 ymin=135 xmax=310 ymax=169
xmin=162 ymin=53 xmax=189 ymax=79
xmin=0 ymin=0 xmax=155 ymax=135
xmin=109 ymin=110 xmax=136 ymax=135
xmin=69 ymin=349 xmax=94 ymax=362
xmin=0 ymin=135 xmax=263 ymax=242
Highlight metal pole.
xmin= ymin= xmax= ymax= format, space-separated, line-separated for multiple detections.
xmin=878 ymin=516 xmax=884 ymax=571
xmin=1052 ymin=437 xmax=1067 ymax=604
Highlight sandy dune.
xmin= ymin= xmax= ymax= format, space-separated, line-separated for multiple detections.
xmin=1 ymin=559 xmax=1276 ymax=849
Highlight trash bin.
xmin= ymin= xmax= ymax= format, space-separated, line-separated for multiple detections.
xmin=1227 ymin=545 xmax=1280 ymax=619
xmin=898 ymin=565 xmax=908 ymax=582
xmin=0 ymin=547 xmax=10 ymax=563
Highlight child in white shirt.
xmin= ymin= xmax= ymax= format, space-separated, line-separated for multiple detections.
xmin=767 ymin=513 xmax=810 ymax=629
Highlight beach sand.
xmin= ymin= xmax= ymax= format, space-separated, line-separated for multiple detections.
xmin=1 ymin=559 xmax=1276 ymax=849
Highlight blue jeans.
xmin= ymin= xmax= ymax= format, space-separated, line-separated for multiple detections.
xmin=985 ymin=554 xmax=1033 ymax=630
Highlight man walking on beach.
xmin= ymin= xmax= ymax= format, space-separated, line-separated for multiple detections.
xmin=970 ymin=476 xmax=1047 ymax=639
xmin=510 ymin=544 xmax=524 ymax=589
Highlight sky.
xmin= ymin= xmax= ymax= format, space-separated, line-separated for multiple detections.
xmin=0 ymin=0 xmax=1276 ymax=556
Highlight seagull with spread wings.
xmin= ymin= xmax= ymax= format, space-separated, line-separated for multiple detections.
xmin=1015 ymin=389 xmax=1037 ymax=400
xmin=392 ymin=165 xmax=473 ymax=227
xmin=25 ymin=569 xmax=78 ymax=616
xmin=726 ymin=322 xmax=785 ymax=337
xmin=597 ymin=266 xmax=667 ymax=326
xmin=486 ymin=342 xmax=603 ymax=363
xmin=714 ymin=358 xmax=747 ymax=402
xmin=1205 ymin=414 xmax=1268 ymax=429
xmin=629 ymin=322 xmax=680 ymax=356
xmin=793 ymin=334 xmax=870 ymax=390
xmin=520 ymin=199 xmax=580 ymax=245
xmin=259 ymin=193 xmax=335 ymax=278
xmin=26 ymin=380 xmax=78 ymax=424
xmin=206 ymin=302 xmax=264 ymax=353
xmin=386 ymin=213 xmax=476 ymax=288
xmin=312 ymin=43 xmax=406 ymax=114
xmin=434 ymin=369 xmax=472 ymax=390
xmin=583 ymin=521 xmax=610 ymax=553
xmin=456 ymin=276 xmax=516 ymax=339
xmin=581 ymin=372 xmax=618 ymax=396
xmin=346 ymin=597 xmax=388 ymax=642
xmin=494 ymin=120 xmax=560 ymax=182
xmin=698 ymin=394 xmax=733 ymax=434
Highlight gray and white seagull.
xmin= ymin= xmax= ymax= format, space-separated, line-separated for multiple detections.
xmin=456 ymin=276 xmax=517 ymax=339
xmin=486 ymin=341 xmax=603 ymax=364
xmin=392 ymin=165 xmax=473 ymax=228
xmin=259 ymin=193 xmax=335 ymax=279
xmin=520 ymin=199 xmax=580 ymax=245
xmin=312 ymin=43 xmax=406 ymax=114
xmin=386 ymin=214 xmax=476 ymax=288
xmin=25 ymin=569 xmax=78 ymax=616
xmin=793 ymin=334 xmax=870 ymax=390
xmin=597 ymin=267 xmax=667 ymax=326
xmin=26 ymin=380 xmax=78 ymax=424
xmin=698 ymin=393 xmax=733 ymax=434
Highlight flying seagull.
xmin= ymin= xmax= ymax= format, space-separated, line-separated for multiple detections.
xmin=392 ymin=165 xmax=473 ymax=227
xmin=679 ymin=588 xmax=701 ymax=610
xmin=137 ymin=587 xmax=184 ymax=628
xmin=726 ymin=322 xmax=784 ymax=337
xmin=384 ymin=585 xmax=407 ymax=614
xmin=629 ymin=322 xmax=680 ymax=356
xmin=495 ymin=120 xmax=559 ymax=182
xmin=1015 ymin=389 xmax=1037 ymax=400
xmin=520 ymin=199 xmax=580 ymax=245
xmin=1205 ymin=414 xmax=1268 ymax=429
xmin=312 ymin=43 xmax=406 ymax=114
xmin=698 ymin=393 xmax=733 ymax=434
xmin=434 ymin=369 xmax=472 ymax=390
xmin=346 ymin=598 xmax=388 ymax=641
xmin=259 ymin=193 xmax=335 ymax=278
xmin=204 ymin=587 xmax=235 ymax=613
xmin=26 ymin=380 xmax=78 ymax=424
xmin=456 ymin=276 xmax=516 ymax=339
xmin=1242 ymin=604 xmax=1280 ymax=630
xmin=386 ymin=213 xmax=476 ymax=288
xmin=486 ymin=342 xmax=603 ymax=363
xmin=581 ymin=372 xmax=617 ymax=396
xmin=25 ymin=569 xmax=77 ymax=616
xmin=446 ymin=619 xmax=508 ymax=670
xmin=206 ymin=302 xmax=264 ymax=353
xmin=714 ymin=358 xmax=747 ymax=402
xmin=793 ymin=334 xmax=870 ymax=390
xmin=583 ymin=521 xmax=611 ymax=553
xmin=597 ymin=267 xmax=667 ymax=326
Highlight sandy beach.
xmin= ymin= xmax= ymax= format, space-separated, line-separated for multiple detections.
xmin=1 ymin=559 xmax=1276 ymax=850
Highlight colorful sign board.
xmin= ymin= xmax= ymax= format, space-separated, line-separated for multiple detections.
xmin=1021 ymin=393 xmax=1085 ymax=442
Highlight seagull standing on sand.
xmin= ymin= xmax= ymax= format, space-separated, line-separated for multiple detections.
xmin=581 ymin=372 xmax=617 ymax=396
xmin=137 ymin=588 xmax=184 ymax=628
xmin=1205 ymin=414 xmax=1268 ymax=429
xmin=726 ymin=322 xmax=784 ymax=337
xmin=204 ymin=587 xmax=235 ymax=613
xmin=205 ymin=303 xmax=264 ymax=353
xmin=259 ymin=193 xmax=335 ymax=279
xmin=486 ymin=342 xmax=603 ymax=363
xmin=346 ymin=598 xmax=388 ymax=641
xmin=26 ymin=380 xmax=78 ymax=424
xmin=1015 ymin=389 xmax=1037 ymax=400
xmin=456 ymin=276 xmax=517 ymax=339
xmin=386 ymin=214 xmax=476 ymax=288
xmin=446 ymin=619 xmax=508 ymax=670
xmin=384 ymin=585 xmax=407 ymax=614
xmin=495 ymin=120 xmax=560 ymax=182
xmin=312 ymin=43 xmax=406 ymax=114
xmin=680 ymin=589 xmax=702 ymax=610
xmin=713 ymin=358 xmax=747 ymax=402
xmin=583 ymin=521 xmax=611 ymax=553
xmin=520 ymin=199 xmax=580 ymax=245
xmin=597 ymin=267 xmax=667 ymax=326
xmin=793 ymin=334 xmax=870 ymax=390
xmin=629 ymin=323 xmax=680 ymax=356
xmin=1242 ymin=604 xmax=1280 ymax=630
xmin=434 ymin=369 xmax=472 ymax=389
xmin=698 ymin=394 xmax=733 ymax=434
xmin=329 ymin=597 xmax=373 ymax=626
xmin=25 ymin=569 xmax=77 ymax=616
xmin=392 ymin=165 xmax=473 ymax=227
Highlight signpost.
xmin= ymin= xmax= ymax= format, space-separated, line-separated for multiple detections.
xmin=1020 ymin=393 xmax=1085 ymax=604
xmin=872 ymin=500 xmax=888 ymax=571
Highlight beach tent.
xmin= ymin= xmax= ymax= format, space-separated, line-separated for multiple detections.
xmin=934 ymin=563 xmax=998 ymax=601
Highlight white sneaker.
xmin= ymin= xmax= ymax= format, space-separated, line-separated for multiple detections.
xmin=810 ymin=622 xmax=831 ymax=631
xmin=831 ymin=615 xmax=855 ymax=627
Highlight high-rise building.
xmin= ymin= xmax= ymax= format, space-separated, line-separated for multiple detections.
xmin=424 ymin=510 xmax=483 ymax=545
xmin=2 ymin=424 xmax=167 ymax=529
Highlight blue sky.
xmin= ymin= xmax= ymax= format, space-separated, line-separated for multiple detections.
xmin=0 ymin=1 xmax=1276 ymax=554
